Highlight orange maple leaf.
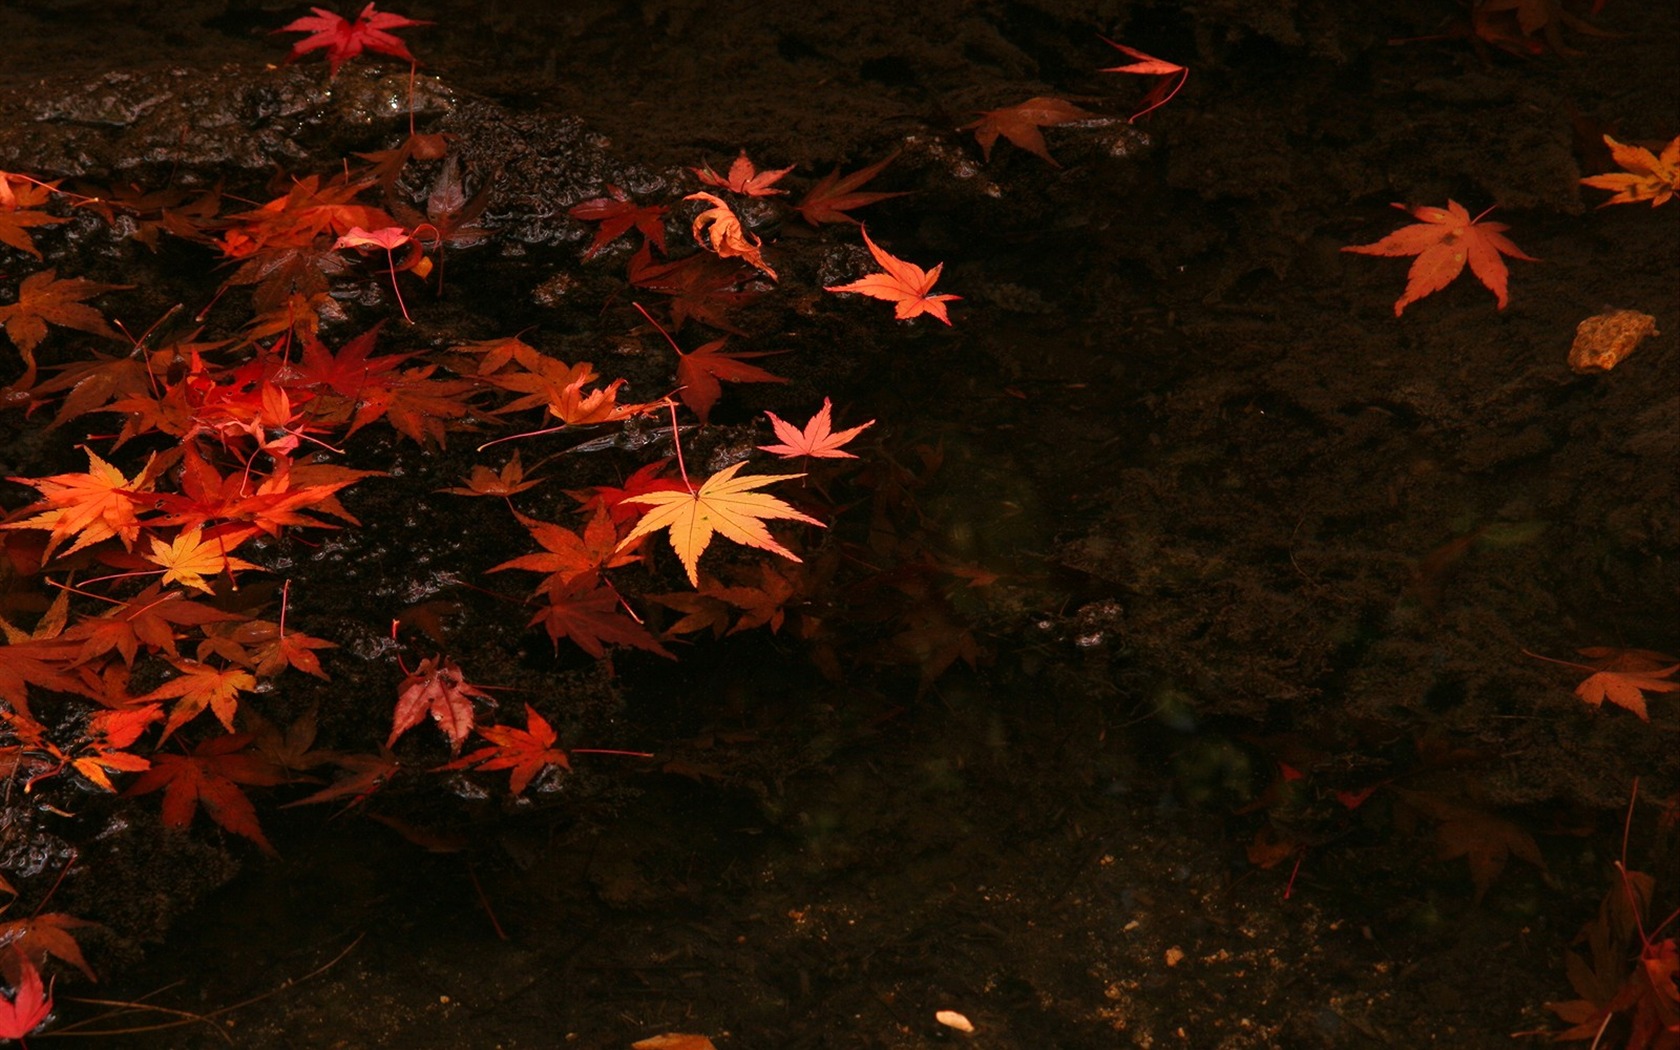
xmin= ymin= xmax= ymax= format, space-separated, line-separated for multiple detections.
xmin=685 ymin=192 xmax=777 ymax=280
xmin=1342 ymin=200 xmax=1537 ymax=316
xmin=692 ymin=151 xmax=794 ymax=197
xmin=145 ymin=658 xmax=259 ymax=738
xmin=617 ymin=460 xmax=824 ymax=586
xmin=760 ymin=398 xmax=875 ymax=459
xmin=1573 ymin=648 xmax=1680 ymax=722
xmin=124 ymin=733 xmax=284 ymax=854
xmin=824 ymin=226 xmax=960 ymax=325
xmin=3 ymin=447 xmax=157 ymax=559
xmin=440 ymin=451 xmax=544 ymax=497
xmin=0 ymin=269 xmax=130 ymax=387
xmin=0 ymin=173 xmax=68 ymax=259
xmin=444 ymin=703 xmax=571 ymax=796
xmin=1581 ymin=134 xmax=1680 ymax=207
xmin=962 ymin=96 xmax=1097 ymax=167
xmin=491 ymin=506 xmax=637 ymax=590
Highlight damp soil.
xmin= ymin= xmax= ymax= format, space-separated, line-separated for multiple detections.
xmin=0 ymin=1 xmax=1676 ymax=1047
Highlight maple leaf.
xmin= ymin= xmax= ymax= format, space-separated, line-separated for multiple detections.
xmin=0 ymin=912 xmax=99 ymax=984
xmin=440 ymin=451 xmax=544 ymax=497
xmin=962 ymin=97 xmax=1097 ymax=167
xmin=0 ymin=269 xmax=130 ymax=388
xmin=1098 ymin=38 xmax=1189 ymax=122
xmin=1581 ymin=134 xmax=1680 ymax=207
xmin=66 ymin=584 xmax=244 ymax=666
xmin=0 ymin=960 xmax=51 ymax=1039
xmin=685 ymin=192 xmax=777 ymax=280
xmin=444 ymin=704 xmax=571 ymax=795
xmin=692 ymin=151 xmax=795 ymax=196
xmin=0 ymin=172 xmax=68 ymax=259
xmin=492 ymin=507 xmax=636 ymax=588
xmin=632 ymin=1035 xmax=719 ymax=1050
xmin=277 ymin=2 xmax=431 ymax=76
xmin=569 ymin=186 xmax=669 ymax=258
xmin=618 ymin=460 xmax=823 ymax=587
xmin=627 ymin=244 xmax=761 ymax=333
xmin=3 ymin=447 xmax=157 ymax=559
xmin=144 ymin=526 xmax=262 ymax=595
xmin=145 ymin=658 xmax=259 ymax=739
xmin=824 ymin=226 xmax=960 ymax=325
xmin=796 ymin=151 xmax=908 ymax=226
xmin=1397 ymin=789 xmax=1544 ymax=903
xmin=71 ymin=744 xmax=152 ymax=793
xmin=1572 ymin=648 xmax=1680 ymax=722
xmin=760 ymin=398 xmax=874 ymax=459
xmin=566 ymin=459 xmax=684 ymax=525
xmin=387 ymin=655 xmax=490 ymax=754
xmin=124 ymin=733 xmax=284 ymax=854
xmin=210 ymin=619 xmax=337 ymax=680
xmin=1342 ymin=200 xmax=1538 ymax=315
xmin=674 ymin=338 xmax=787 ymax=425
xmin=527 ymin=576 xmax=673 ymax=659
xmin=483 ymin=342 xmax=651 ymax=425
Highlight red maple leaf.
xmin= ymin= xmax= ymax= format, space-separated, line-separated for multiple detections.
xmin=692 ymin=151 xmax=795 ymax=196
xmin=796 ymin=151 xmax=908 ymax=226
xmin=444 ymin=704 xmax=571 ymax=796
xmin=824 ymin=226 xmax=960 ymax=325
xmin=1342 ymin=200 xmax=1538 ymax=316
xmin=124 ymin=733 xmax=285 ymax=854
xmin=1098 ymin=38 xmax=1189 ymax=122
xmin=627 ymin=244 xmax=762 ymax=333
xmin=527 ymin=577 xmax=674 ymax=659
xmin=277 ymin=3 xmax=431 ymax=76
xmin=387 ymin=655 xmax=490 ymax=753
xmin=0 ymin=960 xmax=51 ymax=1040
xmin=674 ymin=338 xmax=787 ymax=425
xmin=962 ymin=97 xmax=1097 ymax=167
xmin=760 ymin=398 xmax=875 ymax=459
xmin=569 ymin=186 xmax=669 ymax=258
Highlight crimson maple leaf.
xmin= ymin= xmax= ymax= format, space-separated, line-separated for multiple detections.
xmin=277 ymin=3 xmax=431 ymax=76
xmin=527 ymin=576 xmax=674 ymax=659
xmin=0 ymin=172 xmax=69 ymax=259
xmin=1342 ymin=200 xmax=1537 ymax=315
xmin=824 ymin=226 xmax=959 ymax=325
xmin=387 ymin=655 xmax=490 ymax=753
xmin=124 ymin=733 xmax=285 ymax=854
xmin=444 ymin=704 xmax=571 ymax=795
xmin=760 ymin=398 xmax=875 ymax=459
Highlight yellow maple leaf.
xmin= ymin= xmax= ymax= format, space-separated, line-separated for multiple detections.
xmin=1580 ymin=134 xmax=1680 ymax=207
xmin=617 ymin=461 xmax=822 ymax=586
xmin=145 ymin=527 xmax=262 ymax=594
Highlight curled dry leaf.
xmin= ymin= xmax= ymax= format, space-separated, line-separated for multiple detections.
xmin=685 ymin=192 xmax=776 ymax=280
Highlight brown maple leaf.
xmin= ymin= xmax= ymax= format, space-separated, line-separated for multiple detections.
xmin=1397 ymin=788 xmax=1544 ymax=903
xmin=526 ymin=576 xmax=673 ymax=659
xmin=1342 ymin=200 xmax=1537 ymax=316
xmin=962 ymin=97 xmax=1097 ymax=167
